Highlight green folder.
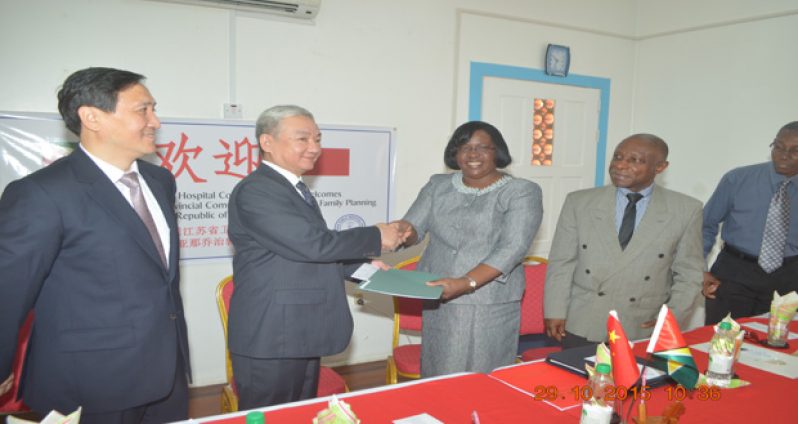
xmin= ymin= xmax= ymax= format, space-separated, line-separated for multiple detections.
xmin=358 ymin=269 xmax=443 ymax=299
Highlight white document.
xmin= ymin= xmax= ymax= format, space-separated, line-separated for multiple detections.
xmin=691 ymin=341 xmax=798 ymax=379
xmin=393 ymin=413 xmax=444 ymax=424
xmin=741 ymin=322 xmax=798 ymax=340
xmin=7 ymin=407 xmax=81 ymax=424
xmin=350 ymin=262 xmax=379 ymax=281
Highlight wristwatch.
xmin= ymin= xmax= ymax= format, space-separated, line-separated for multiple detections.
xmin=464 ymin=275 xmax=478 ymax=293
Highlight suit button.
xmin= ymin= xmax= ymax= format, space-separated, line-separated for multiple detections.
xmin=644 ymin=276 xmax=650 ymax=281
xmin=658 ymin=253 xmax=665 ymax=258
xmin=582 ymin=244 xmax=587 ymax=249
xmin=169 ymin=313 xmax=177 ymax=320
xmin=629 ymin=297 xmax=636 ymax=302
xmin=585 ymin=269 xmax=590 ymax=274
xmin=598 ymin=291 xmax=605 ymax=296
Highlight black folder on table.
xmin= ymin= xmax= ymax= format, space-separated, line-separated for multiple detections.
xmin=546 ymin=344 xmax=670 ymax=387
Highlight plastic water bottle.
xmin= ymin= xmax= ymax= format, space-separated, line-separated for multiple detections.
xmin=580 ymin=363 xmax=616 ymax=424
xmin=706 ymin=321 xmax=735 ymax=387
xmin=245 ymin=411 xmax=265 ymax=424
xmin=591 ymin=363 xmax=615 ymax=407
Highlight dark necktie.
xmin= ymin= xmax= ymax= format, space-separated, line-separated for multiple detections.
xmin=296 ymin=181 xmax=316 ymax=208
xmin=759 ymin=179 xmax=791 ymax=273
xmin=119 ymin=172 xmax=168 ymax=268
xmin=618 ymin=192 xmax=644 ymax=250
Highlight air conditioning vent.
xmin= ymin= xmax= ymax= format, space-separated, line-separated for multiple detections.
xmin=147 ymin=0 xmax=321 ymax=20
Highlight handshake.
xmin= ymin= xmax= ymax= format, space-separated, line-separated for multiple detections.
xmin=375 ymin=220 xmax=415 ymax=252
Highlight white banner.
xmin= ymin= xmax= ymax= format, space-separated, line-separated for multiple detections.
xmin=0 ymin=112 xmax=396 ymax=262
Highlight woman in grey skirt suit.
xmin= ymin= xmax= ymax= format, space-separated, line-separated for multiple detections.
xmin=393 ymin=121 xmax=542 ymax=377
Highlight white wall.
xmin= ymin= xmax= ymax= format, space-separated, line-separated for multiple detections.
xmin=632 ymin=3 xmax=798 ymax=203
xmin=3 ymin=0 xmax=795 ymax=387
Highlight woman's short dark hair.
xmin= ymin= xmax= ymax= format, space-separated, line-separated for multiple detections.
xmin=57 ymin=67 xmax=145 ymax=136
xmin=443 ymin=121 xmax=512 ymax=169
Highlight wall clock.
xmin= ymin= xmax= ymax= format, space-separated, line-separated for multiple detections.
xmin=545 ymin=44 xmax=570 ymax=77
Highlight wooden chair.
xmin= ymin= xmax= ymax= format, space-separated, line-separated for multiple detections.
xmin=215 ymin=276 xmax=348 ymax=412
xmin=518 ymin=256 xmax=561 ymax=361
xmin=385 ymin=256 xmax=423 ymax=384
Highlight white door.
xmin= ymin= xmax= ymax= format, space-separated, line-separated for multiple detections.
xmin=481 ymin=77 xmax=601 ymax=256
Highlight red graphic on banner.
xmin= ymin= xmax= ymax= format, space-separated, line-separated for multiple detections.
xmin=157 ymin=133 xmax=207 ymax=183
xmin=306 ymin=148 xmax=350 ymax=176
xmin=213 ymin=137 xmax=260 ymax=179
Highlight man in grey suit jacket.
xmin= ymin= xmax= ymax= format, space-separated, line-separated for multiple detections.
xmin=0 ymin=68 xmax=189 ymax=423
xmin=544 ymin=134 xmax=703 ymax=348
xmin=227 ymin=105 xmax=402 ymax=408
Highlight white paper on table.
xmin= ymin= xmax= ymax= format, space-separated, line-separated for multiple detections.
xmin=392 ymin=413 xmax=444 ymax=424
xmin=350 ymin=262 xmax=379 ymax=281
xmin=7 ymin=407 xmax=82 ymax=424
xmin=741 ymin=322 xmax=798 ymax=339
xmin=691 ymin=341 xmax=798 ymax=379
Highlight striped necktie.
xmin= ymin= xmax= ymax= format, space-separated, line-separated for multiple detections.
xmin=758 ymin=179 xmax=791 ymax=273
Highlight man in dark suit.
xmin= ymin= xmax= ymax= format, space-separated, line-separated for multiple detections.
xmin=0 ymin=68 xmax=190 ymax=423
xmin=227 ymin=104 xmax=401 ymax=408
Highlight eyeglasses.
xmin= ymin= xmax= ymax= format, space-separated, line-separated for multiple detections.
xmin=770 ymin=140 xmax=798 ymax=159
xmin=458 ymin=145 xmax=496 ymax=154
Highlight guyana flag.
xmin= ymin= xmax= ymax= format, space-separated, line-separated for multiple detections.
xmin=646 ymin=305 xmax=700 ymax=389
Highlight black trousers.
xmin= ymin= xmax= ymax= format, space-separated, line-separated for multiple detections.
xmin=705 ymin=248 xmax=798 ymax=325
xmin=230 ymin=353 xmax=320 ymax=410
xmin=79 ymin=351 xmax=188 ymax=424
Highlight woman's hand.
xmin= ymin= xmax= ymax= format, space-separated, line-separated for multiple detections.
xmin=427 ymin=277 xmax=473 ymax=301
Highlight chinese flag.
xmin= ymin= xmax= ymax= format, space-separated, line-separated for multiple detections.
xmin=645 ymin=305 xmax=700 ymax=389
xmin=607 ymin=310 xmax=640 ymax=388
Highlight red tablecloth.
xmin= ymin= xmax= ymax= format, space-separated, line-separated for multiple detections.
xmin=185 ymin=318 xmax=796 ymax=423
xmin=193 ymin=373 xmax=565 ymax=423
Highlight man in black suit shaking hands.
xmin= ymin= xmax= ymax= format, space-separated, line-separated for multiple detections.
xmin=227 ymin=105 xmax=402 ymax=408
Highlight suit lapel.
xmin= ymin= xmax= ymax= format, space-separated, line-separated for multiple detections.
xmin=139 ymin=164 xmax=178 ymax=279
xmin=258 ymin=164 xmax=324 ymax=220
xmin=621 ymin=185 xmax=672 ymax=252
xmin=591 ymin=186 xmax=625 ymax=262
xmin=609 ymin=185 xmax=673 ymax=273
xmin=70 ymin=149 xmax=169 ymax=274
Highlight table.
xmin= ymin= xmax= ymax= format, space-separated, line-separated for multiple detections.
xmin=182 ymin=373 xmax=564 ymax=423
xmin=180 ymin=318 xmax=796 ymax=423
xmin=490 ymin=316 xmax=796 ymax=423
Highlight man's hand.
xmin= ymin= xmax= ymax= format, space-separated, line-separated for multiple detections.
xmin=389 ymin=220 xmax=416 ymax=247
xmin=0 ymin=373 xmax=13 ymax=397
xmin=702 ymin=272 xmax=721 ymax=299
xmin=376 ymin=223 xmax=402 ymax=252
xmin=640 ymin=319 xmax=656 ymax=329
xmin=544 ymin=318 xmax=567 ymax=342
xmin=426 ymin=277 xmax=472 ymax=301
xmin=371 ymin=259 xmax=390 ymax=271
